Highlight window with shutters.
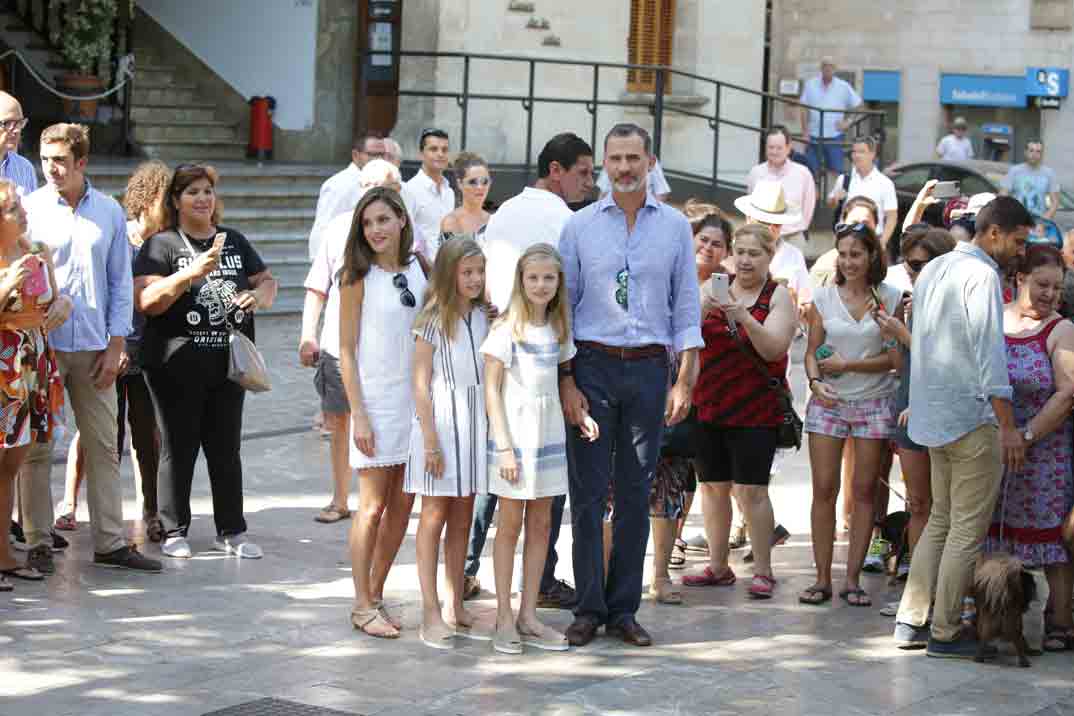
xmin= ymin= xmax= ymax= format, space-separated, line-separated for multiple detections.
xmin=627 ymin=0 xmax=675 ymax=93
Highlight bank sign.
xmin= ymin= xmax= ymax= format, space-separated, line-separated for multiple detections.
xmin=940 ymin=69 xmax=1070 ymax=107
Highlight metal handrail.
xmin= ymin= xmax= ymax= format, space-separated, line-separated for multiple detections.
xmin=366 ymin=49 xmax=886 ymax=192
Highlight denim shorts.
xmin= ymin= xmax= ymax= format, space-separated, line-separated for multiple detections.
xmin=805 ymin=395 xmax=894 ymax=440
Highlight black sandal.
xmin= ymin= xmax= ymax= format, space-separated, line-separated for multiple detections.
xmin=669 ymin=540 xmax=686 ymax=570
xmin=839 ymin=587 xmax=871 ymax=607
xmin=798 ymin=585 xmax=832 ymax=605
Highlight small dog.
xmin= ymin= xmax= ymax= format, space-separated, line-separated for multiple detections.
xmin=973 ymin=553 xmax=1037 ymax=667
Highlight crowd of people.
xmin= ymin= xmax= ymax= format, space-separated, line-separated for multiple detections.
xmin=2 ymin=77 xmax=1074 ymax=663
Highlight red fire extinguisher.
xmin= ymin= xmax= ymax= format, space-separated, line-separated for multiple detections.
xmin=247 ymin=96 xmax=276 ymax=160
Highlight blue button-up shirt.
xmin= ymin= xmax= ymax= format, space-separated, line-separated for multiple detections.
xmin=0 ymin=151 xmax=37 ymax=197
xmin=560 ymin=192 xmax=702 ymax=353
xmin=908 ymin=241 xmax=1011 ymax=447
xmin=23 ymin=180 xmax=133 ymax=352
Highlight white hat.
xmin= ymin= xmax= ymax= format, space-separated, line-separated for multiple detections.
xmin=733 ymin=180 xmax=803 ymax=225
xmin=950 ymin=191 xmax=996 ymax=220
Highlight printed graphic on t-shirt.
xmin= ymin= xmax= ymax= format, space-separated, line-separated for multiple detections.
xmin=177 ymin=246 xmax=249 ymax=349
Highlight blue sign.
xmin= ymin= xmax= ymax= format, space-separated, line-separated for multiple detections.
xmin=862 ymin=70 xmax=901 ymax=102
xmin=1025 ymin=67 xmax=1069 ymax=97
xmin=940 ymin=74 xmax=1025 ymax=107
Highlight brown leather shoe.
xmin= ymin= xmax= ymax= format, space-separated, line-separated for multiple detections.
xmin=607 ymin=619 xmax=652 ymax=647
xmin=565 ymin=618 xmax=599 ymax=647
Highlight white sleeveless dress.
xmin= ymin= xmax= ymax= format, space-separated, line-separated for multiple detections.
xmin=348 ymin=260 xmax=427 ymax=470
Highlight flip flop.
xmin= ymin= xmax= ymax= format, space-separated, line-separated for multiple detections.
xmin=314 ymin=505 xmax=351 ymax=524
xmin=798 ymin=585 xmax=832 ymax=605
xmin=669 ymin=540 xmax=686 ymax=569
xmin=1 ymin=566 xmax=44 ymax=581
xmin=839 ymin=587 xmax=871 ymax=607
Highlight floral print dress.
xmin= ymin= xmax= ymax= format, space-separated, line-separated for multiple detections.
xmin=985 ymin=316 xmax=1073 ymax=566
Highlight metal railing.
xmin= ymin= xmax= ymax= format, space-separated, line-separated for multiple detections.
xmin=3 ymin=0 xmax=134 ymax=154
xmin=365 ymin=50 xmax=886 ymax=194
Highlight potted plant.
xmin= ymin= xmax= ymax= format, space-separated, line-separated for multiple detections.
xmin=56 ymin=0 xmax=118 ymax=119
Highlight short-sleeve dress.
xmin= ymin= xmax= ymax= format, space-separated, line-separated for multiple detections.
xmin=481 ymin=320 xmax=575 ymax=500
xmin=349 ymin=260 xmax=427 ymax=471
xmin=404 ymin=308 xmax=489 ymax=497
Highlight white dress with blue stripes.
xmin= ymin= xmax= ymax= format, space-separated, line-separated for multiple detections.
xmin=481 ymin=320 xmax=575 ymax=500
xmin=404 ymin=309 xmax=489 ymax=497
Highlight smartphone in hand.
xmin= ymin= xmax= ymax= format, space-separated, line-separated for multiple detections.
xmin=212 ymin=232 xmax=227 ymax=251
xmin=710 ymin=273 xmax=731 ymax=304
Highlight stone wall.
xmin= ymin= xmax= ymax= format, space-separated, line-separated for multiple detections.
xmin=771 ymin=0 xmax=1074 ymax=186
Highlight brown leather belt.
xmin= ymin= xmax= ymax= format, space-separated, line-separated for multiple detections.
xmin=577 ymin=340 xmax=667 ymax=361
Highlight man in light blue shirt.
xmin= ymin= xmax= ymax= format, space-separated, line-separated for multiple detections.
xmin=798 ymin=57 xmax=862 ymax=183
xmin=0 ymin=91 xmax=37 ymax=197
xmin=20 ymin=123 xmax=161 ymax=573
xmin=894 ymin=196 xmax=1032 ymax=658
xmin=559 ymin=123 xmax=702 ymax=648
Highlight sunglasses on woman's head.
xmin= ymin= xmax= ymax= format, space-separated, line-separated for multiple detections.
xmin=834 ymin=221 xmax=869 ymax=238
xmin=393 ymin=273 xmax=416 ymax=308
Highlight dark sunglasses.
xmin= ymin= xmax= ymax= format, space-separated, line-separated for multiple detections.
xmin=614 ymin=268 xmax=628 ymax=310
xmin=393 ymin=273 xmax=416 ymax=308
xmin=905 ymin=259 xmax=928 ymax=274
xmin=463 ymin=177 xmax=491 ymax=187
xmin=834 ymin=221 xmax=869 ymax=238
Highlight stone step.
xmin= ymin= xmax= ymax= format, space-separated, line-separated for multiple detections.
xmin=132 ymin=120 xmax=240 ymax=142
xmin=262 ymin=258 xmax=312 ymax=287
xmin=85 ymin=159 xmax=337 ymax=188
xmin=264 ymin=285 xmax=305 ymax=315
xmin=243 ymin=233 xmax=311 ymax=263
xmin=133 ymin=86 xmax=201 ymax=106
xmin=222 ymin=206 xmax=317 ymax=234
xmin=139 ymin=139 xmax=250 ymax=161
xmin=130 ymin=104 xmax=219 ymax=123
xmin=95 ymin=184 xmax=321 ymax=211
xmin=137 ymin=64 xmax=182 ymax=86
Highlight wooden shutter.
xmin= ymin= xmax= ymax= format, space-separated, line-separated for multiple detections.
xmin=627 ymin=0 xmax=675 ymax=93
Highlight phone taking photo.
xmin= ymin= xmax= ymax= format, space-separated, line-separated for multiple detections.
xmin=212 ymin=232 xmax=227 ymax=250
xmin=709 ymin=273 xmax=731 ymax=304
xmin=931 ymin=180 xmax=961 ymax=199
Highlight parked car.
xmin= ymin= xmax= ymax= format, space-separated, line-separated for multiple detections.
xmin=883 ymin=159 xmax=1074 ymax=245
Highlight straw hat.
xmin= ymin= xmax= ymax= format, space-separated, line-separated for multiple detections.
xmin=733 ymin=180 xmax=803 ymax=225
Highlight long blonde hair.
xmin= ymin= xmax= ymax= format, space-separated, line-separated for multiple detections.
xmin=498 ymin=243 xmax=570 ymax=343
xmin=413 ymin=237 xmax=485 ymax=342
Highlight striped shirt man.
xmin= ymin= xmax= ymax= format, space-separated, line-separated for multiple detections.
xmin=0 ymin=151 xmax=37 ymax=197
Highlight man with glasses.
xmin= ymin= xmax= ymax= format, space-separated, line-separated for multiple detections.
xmin=307 ymin=132 xmax=386 ymax=259
xmin=404 ymin=128 xmax=453 ymax=259
xmin=0 ymin=92 xmax=35 ymax=197
xmin=559 ymin=123 xmax=701 ymax=648
xmin=462 ymin=132 xmax=595 ymax=607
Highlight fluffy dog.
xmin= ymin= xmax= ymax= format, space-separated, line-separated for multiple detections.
xmin=973 ymin=553 xmax=1037 ymax=667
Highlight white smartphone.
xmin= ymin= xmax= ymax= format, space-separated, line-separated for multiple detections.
xmin=212 ymin=232 xmax=227 ymax=250
xmin=709 ymin=273 xmax=730 ymax=304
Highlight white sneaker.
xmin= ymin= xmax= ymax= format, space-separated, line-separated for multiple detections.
xmin=214 ymin=534 xmax=263 ymax=559
xmin=162 ymin=536 xmax=192 ymax=559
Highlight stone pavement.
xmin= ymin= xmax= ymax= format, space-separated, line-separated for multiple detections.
xmin=2 ymin=316 xmax=1073 ymax=716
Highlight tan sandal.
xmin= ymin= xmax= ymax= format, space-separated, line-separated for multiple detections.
xmin=652 ymin=577 xmax=683 ymax=605
xmin=351 ymin=607 xmax=400 ymax=639
xmin=374 ymin=600 xmax=402 ymax=630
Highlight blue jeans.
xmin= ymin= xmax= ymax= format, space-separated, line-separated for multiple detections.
xmin=464 ymin=492 xmax=567 ymax=593
xmin=806 ymin=133 xmax=845 ymax=176
xmin=569 ymin=346 xmax=668 ymax=627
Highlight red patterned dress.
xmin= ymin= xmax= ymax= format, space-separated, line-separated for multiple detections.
xmin=0 ymin=290 xmax=63 ymax=447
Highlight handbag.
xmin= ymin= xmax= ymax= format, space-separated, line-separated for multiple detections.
xmin=730 ymin=331 xmax=802 ymax=451
xmin=177 ymin=230 xmax=271 ymax=393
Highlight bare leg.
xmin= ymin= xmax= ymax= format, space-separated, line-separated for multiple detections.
xmin=349 ymin=467 xmax=395 ymax=612
xmin=494 ymin=497 xmax=524 ymax=633
xmin=416 ymin=495 xmax=450 ymax=634
xmin=899 ymin=448 xmax=932 ymax=553
xmin=516 ymin=497 xmax=562 ymax=640
xmin=0 ymin=446 xmax=30 ymax=571
xmin=806 ymin=433 xmax=844 ymax=595
xmin=325 ymin=412 xmax=352 ymax=512
xmin=676 ymin=491 xmax=695 ymax=541
xmin=442 ymin=495 xmax=476 ymax=627
xmin=59 ymin=433 xmax=84 ymax=515
xmin=370 ymin=466 xmax=415 ymax=602
xmin=739 ymin=484 xmax=775 ymax=578
xmin=651 ymin=516 xmax=676 ymax=581
xmin=841 ymin=440 xmax=855 ymax=531
xmin=701 ymin=481 xmax=733 ymax=573
xmin=845 ymin=437 xmax=886 ymax=597
xmin=1045 ymin=563 xmax=1074 ymax=632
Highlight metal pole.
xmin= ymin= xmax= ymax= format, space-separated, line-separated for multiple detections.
xmin=524 ymin=59 xmax=535 ymax=184
xmin=590 ymin=64 xmax=599 ymax=156
xmin=711 ymin=83 xmax=721 ymax=193
xmin=461 ymin=55 xmax=470 ymax=150
xmin=652 ymin=67 xmax=664 ymax=157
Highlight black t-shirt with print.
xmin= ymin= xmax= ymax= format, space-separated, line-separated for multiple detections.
xmin=134 ymin=227 xmax=266 ymax=359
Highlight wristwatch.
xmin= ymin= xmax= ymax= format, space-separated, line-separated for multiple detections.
xmin=1023 ymin=427 xmax=1035 ymax=444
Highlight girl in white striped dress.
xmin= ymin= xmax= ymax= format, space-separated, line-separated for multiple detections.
xmin=408 ymin=238 xmax=490 ymax=649
xmin=482 ymin=243 xmax=598 ymax=655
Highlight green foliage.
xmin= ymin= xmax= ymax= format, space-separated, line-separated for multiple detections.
xmin=59 ymin=0 xmax=118 ymax=77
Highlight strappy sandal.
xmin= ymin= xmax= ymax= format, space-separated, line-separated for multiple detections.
xmin=146 ymin=516 xmax=165 ymax=543
xmin=798 ymin=585 xmax=832 ymax=605
xmin=681 ymin=565 xmax=736 ymax=587
xmin=351 ymin=607 xmax=400 ymax=639
xmin=314 ymin=504 xmax=351 ymax=524
xmin=652 ymin=576 xmax=684 ymax=604
xmin=669 ymin=540 xmax=686 ymax=570
xmin=53 ymin=513 xmax=77 ymax=531
xmin=1 ymin=566 xmax=44 ymax=581
xmin=839 ymin=587 xmax=871 ymax=607
xmin=374 ymin=600 xmax=402 ymax=630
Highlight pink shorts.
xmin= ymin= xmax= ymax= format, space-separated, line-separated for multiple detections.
xmin=805 ymin=395 xmax=894 ymax=440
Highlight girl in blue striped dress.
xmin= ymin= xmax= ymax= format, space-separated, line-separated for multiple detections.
xmin=408 ymin=238 xmax=490 ymax=649
xmin=482 ymin=243 xmax=598 ymax=654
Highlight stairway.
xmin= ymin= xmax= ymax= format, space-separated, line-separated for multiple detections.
xmin=86 ymin=159 xmax=333 ymax=316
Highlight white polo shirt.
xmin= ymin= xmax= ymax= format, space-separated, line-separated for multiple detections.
xmin=404 ymin=168 xmax=455 ymax=258
xmin=830 ymin=166 xmax=898 ymax=236
xmin=936 ymin=134 xmax=974 ymax=161
xmin=484 ymin=187 xmax=573 ymax=311
xmin=308 ymin=162 xmax=361 ymax=259
xmin=770 ymin=239 xmax=813 ymax=305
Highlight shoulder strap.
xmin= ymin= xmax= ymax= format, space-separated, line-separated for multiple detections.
xmin=841 ymin=172 xmax=850 ymax=191
xmin=729 ymin=330 xmax=792 ymax=409
xmin=754 ymin=279 xmax=778 ymax=312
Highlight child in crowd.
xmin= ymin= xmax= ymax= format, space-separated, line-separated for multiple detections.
xmin=481 ymin=243 xmax=597 ymax=654
xmin=408 ymin=238 xmax=491 ymax=649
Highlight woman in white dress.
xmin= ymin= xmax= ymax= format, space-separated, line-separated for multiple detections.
xmin=339 ymin=187 xmax=427 ymax=639
xmin=482 ymin=243 xmax=598 ymax=655
xmin=408 ymin=238 xmax=490 ymax=648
